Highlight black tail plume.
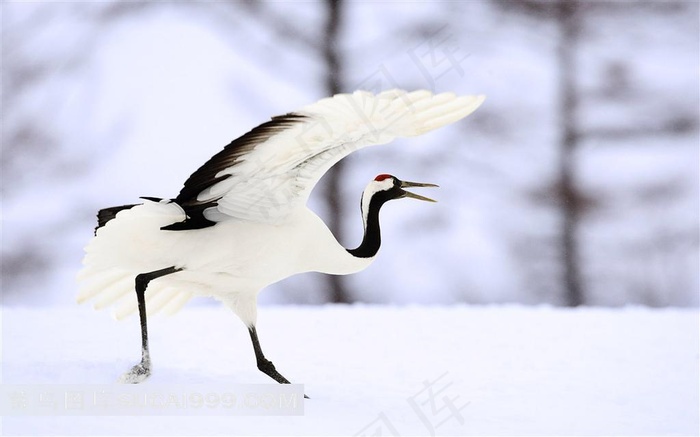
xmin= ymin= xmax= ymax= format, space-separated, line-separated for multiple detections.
xmin=95 ymin=204 xmax=139 ymax=235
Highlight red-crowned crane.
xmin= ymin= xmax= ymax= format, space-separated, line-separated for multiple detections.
xmin=77 ymin=89 xmax=485 ymax=389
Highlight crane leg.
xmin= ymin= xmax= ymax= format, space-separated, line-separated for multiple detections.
xmin=248 ymin=326 xmax=309 ymax=398
xmin=119 ymin=266 xmax=181 ymax=383
xmin=248 ymin=326 xmax=292 ymax=384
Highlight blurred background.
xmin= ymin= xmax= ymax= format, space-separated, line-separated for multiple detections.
xmin=2 ymin=1 xmax=698 ymax=309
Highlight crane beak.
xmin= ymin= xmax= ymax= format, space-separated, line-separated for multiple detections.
xmin=400 ymin=180 xmax=439 ymax=203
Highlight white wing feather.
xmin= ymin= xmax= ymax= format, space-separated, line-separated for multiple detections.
xmin=196 ymin=90 xmax=484 ymax=224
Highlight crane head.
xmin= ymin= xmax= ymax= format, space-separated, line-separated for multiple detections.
xmin=367 ymin=174 xmax=438 ymax=204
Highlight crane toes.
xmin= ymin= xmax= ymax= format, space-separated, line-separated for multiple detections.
xmin=256 ymin=358 xmax=290 ymax=384
xmin=255 ymin=358 xmax=309 ymax=399
xmin=118 ymin=362 xmax=151 ymax=384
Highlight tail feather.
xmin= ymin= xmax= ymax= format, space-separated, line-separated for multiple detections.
xmin=162 ymin=291 xmax=194 ymax=316
xmin=146 ymin=287 xmax=180 ymax=316
xmin=78 ymin=269 xmax=193 ymax=320
xmin=91 ymin=275 xmax=134 ymax=311
xmin=77 ymin=269 xmax=128 ymax=303
xmin=114 ymin=288 xmax=141 ymax=320
xmin=80 ymin=201 xmax=195 ymax=319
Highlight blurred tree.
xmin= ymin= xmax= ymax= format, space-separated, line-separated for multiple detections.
xmin=103 ymin=1 xmax=354 ymax=303
xmin=2 ymin=4 xmax=97 ymax=296
xmin=233 ymin=0 xmax=352 ymax=303
xmin=3 ymin=0 xmax=697 ymax=307
xmin=320 ymin=0 xmax=351 ymax=303
xmin=556 ymin=0 xmax=584 ymax=306
xmin=497 ymin=0 xmax=699 ymax=306
xmin=494 ymin=0 xmax=587 ymax=306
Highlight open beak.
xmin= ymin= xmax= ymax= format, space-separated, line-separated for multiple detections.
xmin=400 ymin=180 xmax=439 ymax=203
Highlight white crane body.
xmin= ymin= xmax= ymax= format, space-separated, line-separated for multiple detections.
xmin=77 ymin=89 xmax=485 ymax=387
xmin=81 ymin=202 xmax=370 ymax=325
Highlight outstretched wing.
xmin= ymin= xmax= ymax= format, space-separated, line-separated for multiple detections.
xmin=169 ymin=89 xmax=485 ymax=228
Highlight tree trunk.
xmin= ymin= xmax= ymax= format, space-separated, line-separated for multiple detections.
xmin=557 ymin=0 xmax=584 ymax=306
xmin=322 ymin=0 xmax=351 ymax=303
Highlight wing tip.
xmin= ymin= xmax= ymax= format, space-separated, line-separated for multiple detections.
xmin=457 ymin=93 xmax=486 ymax=115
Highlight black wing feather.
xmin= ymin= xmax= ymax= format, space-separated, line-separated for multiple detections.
xmin=163 ymin=113 xmax=309 ymax=230
xmin=95 ymin=204 xmax=139 ymax=235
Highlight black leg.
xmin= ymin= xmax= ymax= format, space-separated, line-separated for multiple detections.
xmin=249 ymin=326 xmax=308 ymax=398
xmin=119 ymin=266 xmax=181 ymax=383
xmin=248 ymin=326 xmax=292 ymax=384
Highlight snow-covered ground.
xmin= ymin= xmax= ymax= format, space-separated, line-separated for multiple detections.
xmin=2 ymin=305 xmax=697 ymax=436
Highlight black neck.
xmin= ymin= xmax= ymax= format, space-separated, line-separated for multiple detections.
xmin=347 ymin=193 xmax=390 ymax=259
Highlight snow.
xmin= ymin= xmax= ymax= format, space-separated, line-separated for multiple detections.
xmin=2 ymin=305 xmax=697 ymax=436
